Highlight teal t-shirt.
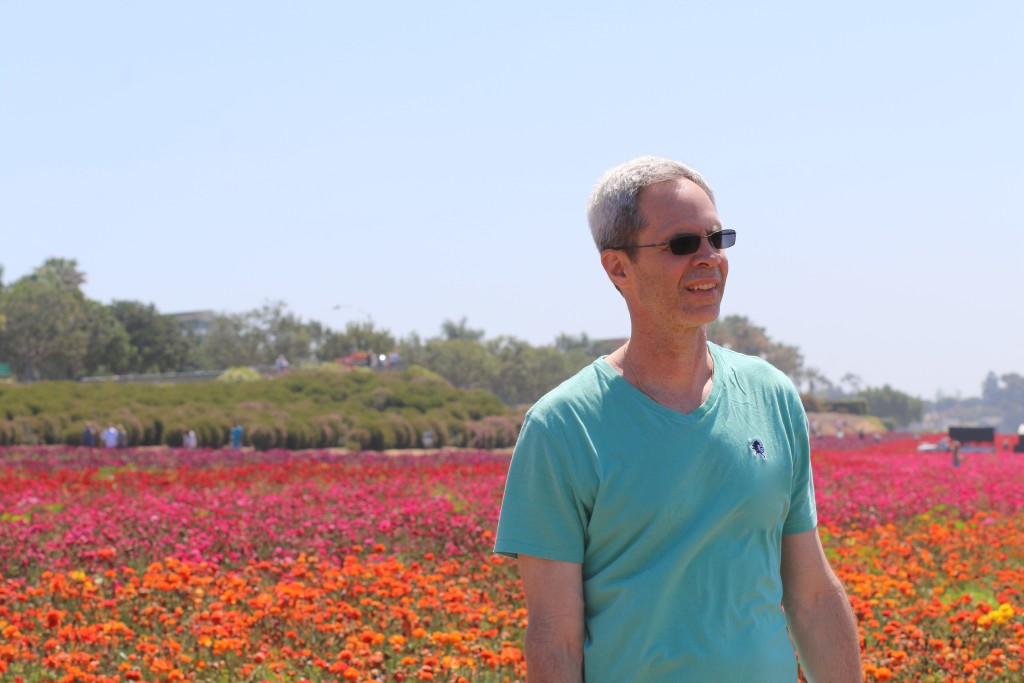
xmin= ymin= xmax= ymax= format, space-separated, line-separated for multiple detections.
xmin=494 ymin=342 xmax=817 ymax=682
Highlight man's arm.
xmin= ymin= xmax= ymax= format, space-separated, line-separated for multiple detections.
xmin=517 ymin=555 xmax=585 ymax=683
xmin=781 ymin=529 xmax=862 ymax=682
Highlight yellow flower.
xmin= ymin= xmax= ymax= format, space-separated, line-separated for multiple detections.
xmin=979 ymin=603 xmax=1015 ymax=626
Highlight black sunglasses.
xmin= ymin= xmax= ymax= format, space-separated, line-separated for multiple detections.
xmin=608 ymin=229 xmax=736 ymax=256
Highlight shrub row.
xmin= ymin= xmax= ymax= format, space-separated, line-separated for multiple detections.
xmin=0 ymin=366 xmax=523 ymax=451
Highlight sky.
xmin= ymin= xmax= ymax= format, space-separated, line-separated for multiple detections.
xmin=2 ymin=1 xmax=1022 ymax=400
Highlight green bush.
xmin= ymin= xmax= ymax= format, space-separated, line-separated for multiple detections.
xmin=248 ymin=423 xmax=280 ymax=451
xmin=0 ymin=366 xmax=521 ymax=451
xmin=217 ymin=367 xmax=263 ymax=383
xmin=824 ymin=398 xmax=869 ymax=416
xmin=345 ymin=427 xmax=371 ymax=451
xmin=800 ymin=393 xmax=824 ymax=412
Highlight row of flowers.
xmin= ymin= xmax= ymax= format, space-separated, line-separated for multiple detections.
xmin=1 ymin=439 xmax=1023 ymax=681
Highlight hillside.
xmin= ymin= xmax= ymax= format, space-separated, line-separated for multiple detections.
xmin=807 ymin=411 xmax=887 ymax=437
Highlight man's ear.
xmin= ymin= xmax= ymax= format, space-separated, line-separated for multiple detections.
xmin=600 ymin=249 xmax=630 ymax=292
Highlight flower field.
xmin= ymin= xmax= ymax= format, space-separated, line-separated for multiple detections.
xmin=1 ymin=438 xmax=1023 ymax=682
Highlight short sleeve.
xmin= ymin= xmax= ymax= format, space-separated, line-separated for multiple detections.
xmin=782 ymin=386 xmax=818 ymax=535
xmin=493 ymin=413 xmax=588 ymax=562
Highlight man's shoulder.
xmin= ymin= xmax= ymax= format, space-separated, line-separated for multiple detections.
xmin=713 ymin=343 xmax=796 ymax=391
xmin=526 ymin=358 xmax=611 ymax=421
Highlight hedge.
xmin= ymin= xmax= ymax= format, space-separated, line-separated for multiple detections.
xmin=0 ymin=366 xmax=522 ymax=451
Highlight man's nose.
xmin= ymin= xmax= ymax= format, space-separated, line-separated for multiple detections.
xmin=692 ymin=235 xmax=724 ymax=264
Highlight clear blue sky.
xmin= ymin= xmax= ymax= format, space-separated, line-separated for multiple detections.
xmin=2 ymin=1 xmax=1021 ymax=400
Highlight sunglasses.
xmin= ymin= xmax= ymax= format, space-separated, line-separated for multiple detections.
xmin=609 ymin=229 xmax=736 ymax=256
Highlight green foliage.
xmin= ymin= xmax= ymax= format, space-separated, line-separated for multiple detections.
xmin=800 ymin=393 xmax=824 ymax=413
xmin=81 ymin=300 xmax=135 ymax=376
xmin=17 ymin=257 xmax=980 ymax=432
xmin=707 ymin=315 xmax=804 ymax=379
xmin=194 ymin=313 xmax=264 ymax=369
xmin=487 ymin=336 xmax=575 ymax=406
xmin=0 ymin=277 xmax=90 ymax=380
xmin=32 ymin=257 xmax=86 ymax=290
xmin=407 ymin=338 xmax=497 ymax=392
xmin=823 ymin=398 xmax=869 ymax=416
xmin=217 ymin=367 xmax=263 ymax=383
xmin=398 ymin=331 xmax=595 ymax=407
xmin=859 ymin=385 xmax=924 ymax=428
xmin=109 ymin=300 xmax=194 ymax=373
xmin=316 ymin=319 xmax=395 ymax=361
xmin=0 ymin=367 xmax=520 ymax=451
xmin=440 ymin=317 xmax=485 ymax=341
xmin=0 ymin=261 xmax=196 ymax=381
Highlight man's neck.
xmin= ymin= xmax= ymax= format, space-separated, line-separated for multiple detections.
xmin=612 ymin=326 xmax=715 ymax=414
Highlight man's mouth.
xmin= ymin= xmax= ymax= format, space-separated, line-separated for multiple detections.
xmin=685 ymin=283 xmax=717 ymax=292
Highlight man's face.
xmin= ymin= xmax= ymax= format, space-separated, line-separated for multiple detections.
xmin=628 ymin=178 xmax=728 ymax=330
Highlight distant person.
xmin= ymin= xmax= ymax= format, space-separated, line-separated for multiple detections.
xmin=82 ymin=422 xmax=97 ymax=447
xmin=495 ymin=155 xmax=860 ymax=681
xmin=275 ymin=355 xmax=289 ymax=372
xmin=230 ymin=423 xmax=244 ymax=449
xmin=102 ymin=424 xmax=119 ymax=448
xmin=182 ymin=427 xmax=197 ymax=449
xmin=117 ymin=424 xmax=127 ymax=448
xmin=951 ymin=439 xmax=962 ymax=467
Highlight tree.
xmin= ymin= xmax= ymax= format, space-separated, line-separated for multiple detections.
xmin=798 ymin=366 xmax=835 ymax=397
xmin=194 ymin=313 xmax=264 ymax=369
xmin=554 ymin=332 xmax=595 ymax=354
xmin=0 ymin=277 xmax=89 ymax=380
xmin=109 ymin=300 xmax=195 ymax=373
xmin=762 ymin=342 xmax=803 ymax=379
xmin=488 ymin=336 xmax=575 ymax=406
xmin=707 ymin=315 xmax=771 ymax=356
xmin=707 ymin=315 xmax=804 ymax=380
xmin=0 ymin=259 xmax=148 ymax=380
xmin=441 ymin=317 xmax=485 ymax=342
xmin=979 ymin=372 xmax=1024 ymax=433
xmin=248 ymin=301 xmax=320 ymax=365
xmin=839 ymin=373 xmax=864 ymax=396
xmin=193 ymin=302 xmax=329 ymax=370
xmin=413 ymin=338 xmax=496 ymax=391
xmin=317 ymin=320 xmax=396 ymax=361
xmin=80 ymin=300 xmax=135 ymax=376
xmin=32 ymin=257 xmax=87 ymax=291
xmin=860 ymin=385 xmax=924 ymax=429
xmin=982 ymin=372 xmax=1001 ymax=403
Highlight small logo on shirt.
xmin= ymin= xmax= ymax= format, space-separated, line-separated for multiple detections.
xmin=749 ymin=438 xmax=766 ymax=460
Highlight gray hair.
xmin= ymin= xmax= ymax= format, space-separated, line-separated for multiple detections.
xmin=586 ymin=155 xmax=715 ymax=255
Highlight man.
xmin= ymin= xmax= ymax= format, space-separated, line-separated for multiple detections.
xmin=231 ymin=423 xmax=245 ymax=449
xmin=494 ymin=156 xmax=861 ymax=682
